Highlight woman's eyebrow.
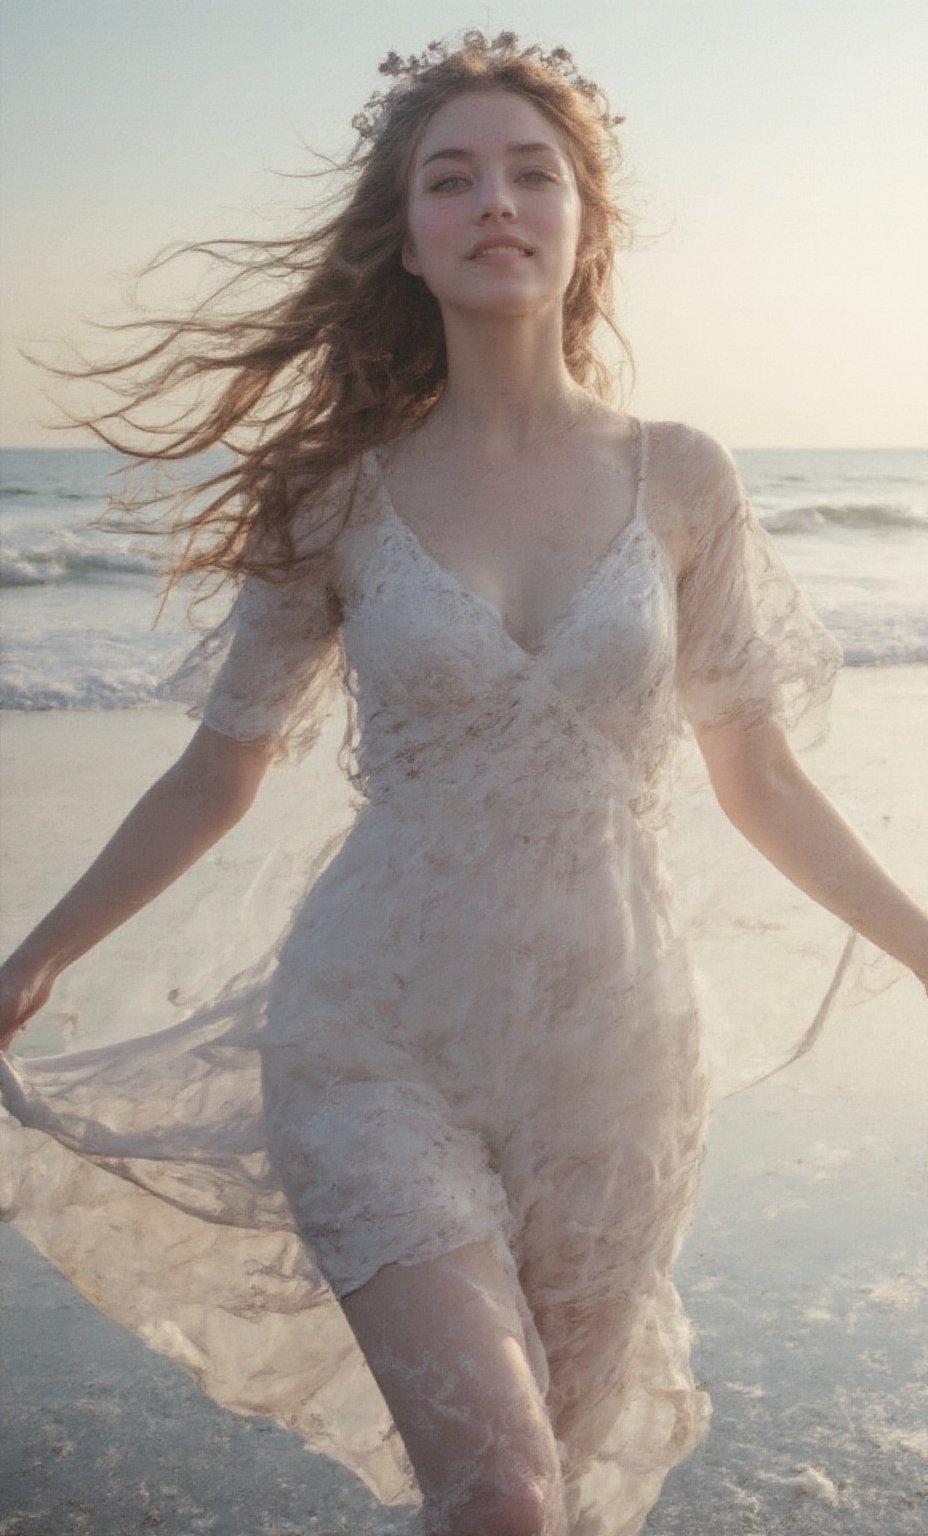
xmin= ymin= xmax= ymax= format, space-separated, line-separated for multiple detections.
xmin=420 ymin=141 xmax=563 ymax=168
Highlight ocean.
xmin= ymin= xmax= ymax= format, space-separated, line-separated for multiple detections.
xmin=1 ymin=444 xmax=926 ymax=712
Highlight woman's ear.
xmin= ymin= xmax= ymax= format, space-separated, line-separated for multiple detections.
xmin=571 ymin=221 xmax=602 ymax=262
xmin=401 ymin=237 xmax=422 ymax=276
xmin=576 ymin=213 xmax=604 ymax=264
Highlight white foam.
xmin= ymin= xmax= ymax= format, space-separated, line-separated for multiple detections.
xmin=761 ymin=1466 xmax=841 ymax=1506
xmin=0 ymin=529 xmax=161 ymax=587
xmin=761 ymin=500 xmax=928 ymax=534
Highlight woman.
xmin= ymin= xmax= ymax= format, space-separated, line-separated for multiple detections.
xmin=1 ymin=32 xmax=926 ymax=1536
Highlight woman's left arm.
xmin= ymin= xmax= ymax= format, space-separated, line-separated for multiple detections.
xmin=697 ymin=717 xmax=928 ymax=986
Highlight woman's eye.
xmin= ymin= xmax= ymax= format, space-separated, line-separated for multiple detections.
xmin=426 ymin=169 xmax=559 ymax=192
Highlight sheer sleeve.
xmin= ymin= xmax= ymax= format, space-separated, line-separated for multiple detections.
xmin=675 ymin=432 xmax=842 ymax=744
xmin=163 ymin=558 xmax=344 ymax=764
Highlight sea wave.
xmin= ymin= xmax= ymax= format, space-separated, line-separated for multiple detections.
xmin=839 ymin=640 xmax=928 ymax=666
xmin=0 ymin=485 xmax=93 ymax=501
xmin=0 ymin=673 xmax=165 ymax=711
xmin=761 ymin=501 xmax=928 ymax=534
xmin=0 ymin=531 xmax=162 ymax=587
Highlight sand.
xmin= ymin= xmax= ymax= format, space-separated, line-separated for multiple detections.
xmin=1 ymin=668 xmax=927 ymax=1534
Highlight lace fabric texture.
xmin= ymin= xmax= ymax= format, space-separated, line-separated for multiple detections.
xmin=1 ymin=420 xmax=846 ymax=1533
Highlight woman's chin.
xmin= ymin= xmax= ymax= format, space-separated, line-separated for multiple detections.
xmin=440 ymin=286 xmax=566 ymax=323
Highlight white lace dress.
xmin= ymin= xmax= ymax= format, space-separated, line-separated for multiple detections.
xmin=0 ymin=420 xmax=845 ymax=1534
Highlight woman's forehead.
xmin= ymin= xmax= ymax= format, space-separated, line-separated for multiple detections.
xmin=413 ymin=89 xmax=570 ymax=166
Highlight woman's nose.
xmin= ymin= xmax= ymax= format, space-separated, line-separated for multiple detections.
xmin=474 ymin=172 xmax=517 ymax=220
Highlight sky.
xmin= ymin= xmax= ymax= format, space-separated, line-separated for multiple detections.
xmin=1 ymin=0 xmax=926 ymax=449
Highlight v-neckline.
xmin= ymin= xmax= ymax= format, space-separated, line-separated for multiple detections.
xmin=365 ymin=419 xmax=649 ymax=664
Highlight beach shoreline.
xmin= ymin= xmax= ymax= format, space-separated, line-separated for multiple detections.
xmin=1 ymin=667 xmax=926 ymax=1534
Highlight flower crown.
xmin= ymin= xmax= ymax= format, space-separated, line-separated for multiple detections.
xmin=351 ymin=30 xmax=624 ymax=143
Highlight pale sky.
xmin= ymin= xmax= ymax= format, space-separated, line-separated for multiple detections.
xmin=2 ymin=0 xmax=926 ymax=448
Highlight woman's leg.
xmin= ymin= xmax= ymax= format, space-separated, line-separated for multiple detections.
xmin=339 ymin=1236 xmax=568 ymax=1536
xmin=510 ymin=1158 xmax=710 ymax=1536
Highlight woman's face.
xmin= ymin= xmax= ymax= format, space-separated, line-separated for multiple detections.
xmin=402 ymin=89 xmax=588 ymax=320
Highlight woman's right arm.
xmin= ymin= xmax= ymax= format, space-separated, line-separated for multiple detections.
xmin=0 ymin=723 xmax=275 ymax=1050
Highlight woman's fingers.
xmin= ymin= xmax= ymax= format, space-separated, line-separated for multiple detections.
xmin=0 ymin=961 xmax=55 ymax=1050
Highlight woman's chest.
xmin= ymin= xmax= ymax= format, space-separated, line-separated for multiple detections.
xmin=372 ymin=440 xmax=646 ymax=659
xmin=335 ymin=493 xmax=679 ymax=728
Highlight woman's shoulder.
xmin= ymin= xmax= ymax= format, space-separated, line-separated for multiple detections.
xmin=635 ymin=418 xmax=744 ymax=568
xmin=284 ymin=451 xmax=380 ymax=561
xmin=640 ymin=418 xmax=739 ymax=490
xmin=594 ymin=410 xmax=738 ymax=496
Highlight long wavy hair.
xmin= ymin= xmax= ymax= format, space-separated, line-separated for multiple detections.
xmin=66 ymin=31 xmax=634 ymax=591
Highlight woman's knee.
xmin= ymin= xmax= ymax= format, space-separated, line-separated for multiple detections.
xmin=424 ymin=1460 xmax=565 ymax=1536
xmin=339 ymin=1239 xmax=567 ymax=1532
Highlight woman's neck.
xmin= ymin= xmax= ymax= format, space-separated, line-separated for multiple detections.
xmin=430 ymin=309 xmax=592 ymax=460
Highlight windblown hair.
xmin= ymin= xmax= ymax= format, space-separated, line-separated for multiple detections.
xmin=68 ymin=31 xmax=634 ymax=590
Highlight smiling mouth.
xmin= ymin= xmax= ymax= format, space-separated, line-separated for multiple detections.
xmin=470 ymin=245 xmax=533 ymax=259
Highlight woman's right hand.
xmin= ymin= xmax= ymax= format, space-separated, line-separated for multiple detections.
xmin=0 ymin=955 xmax=57 ymax=1052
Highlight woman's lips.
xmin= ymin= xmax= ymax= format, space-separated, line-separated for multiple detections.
xmin=468 ymin=238 xmax=533 ymax=259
